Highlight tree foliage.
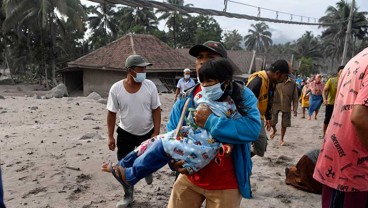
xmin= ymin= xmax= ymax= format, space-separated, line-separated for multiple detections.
xmin=244 ymin=22 xmax=272 ymax=52
xmin=224 ymin=30 xmax=242 ymax=50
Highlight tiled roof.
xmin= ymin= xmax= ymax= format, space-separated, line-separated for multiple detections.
xmin=67 ymin=34 xmax=194 ymax=72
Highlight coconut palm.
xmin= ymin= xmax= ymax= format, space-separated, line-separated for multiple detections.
xmin=293 ymin=31 xmax=322 ymax=59
xmin=244 ymin=22 xmax=272 ymax=52
xmin=224 ymin=30 xmax=243 ymax=50
xmin=117 ymin=6 xmax=158 ymax=35
xmin=319 ymin=0 xmax=368 ymax=60
xmin=87 ymin=3 xmax=119 ymax=48
xmin=156 ymin=0 xmax=193 ymax=47
xmin=3 ymin=0 xmax=86 ymax=88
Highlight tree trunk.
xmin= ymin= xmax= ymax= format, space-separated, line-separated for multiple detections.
xmin=50 ymin=12 xmax=57 ymax=86
xmin=3 ymin=50 xmax=16 ymax=85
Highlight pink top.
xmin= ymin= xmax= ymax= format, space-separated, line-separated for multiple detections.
xmin=313 ymin=48 xmax=368 ymax=192
xmin=309 ymin=81 xmax=324 ymax=95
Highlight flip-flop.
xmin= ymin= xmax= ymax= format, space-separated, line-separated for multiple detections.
xmin=109 ymin=162 xmax=131 ymax=189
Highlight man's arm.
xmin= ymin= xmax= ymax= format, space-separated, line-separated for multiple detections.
xmin=292 ymin=84 xmax=298 ymax=116
xmin=322 ymin=79 xmax=330 ymax=105
xmin=246 ymin=76 xmax=262 ymax=98
xmin=107 ymin=111 xmax=117 ymax=151
xmin=351 ymin=105 xmax=368 ymax=151
xmin=151 ymin=107 xmax=161 ymax=137
xmin=175 ymin=88 xmax=182 ymax=100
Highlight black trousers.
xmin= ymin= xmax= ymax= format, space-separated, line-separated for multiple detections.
xmin=116 ymin=127 xmax=154 ymax=160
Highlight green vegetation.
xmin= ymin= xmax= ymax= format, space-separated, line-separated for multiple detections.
xmin=0 ymin=0 xmax=367 ymax=85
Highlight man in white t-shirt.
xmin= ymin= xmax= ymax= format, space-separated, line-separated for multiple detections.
xmin=106 ymin=54 xmax=161 ymax=208
xmin=174 ymin=68 xmax=195 ymax=101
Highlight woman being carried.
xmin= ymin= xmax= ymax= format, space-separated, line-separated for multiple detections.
xmin=101 ymin=58 xmax=246 ymax=188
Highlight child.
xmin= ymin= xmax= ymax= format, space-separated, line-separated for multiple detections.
xmin=102 ymin=58 xmax=248 ymax=188
xmin=300 ymin=79 xmax=310 ymax=119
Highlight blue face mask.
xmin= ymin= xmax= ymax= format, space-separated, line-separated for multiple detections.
xmin=201 ymin=82 xmax=224 ymax=101
xmin=131 ymin=71 xmax=146 ymax=83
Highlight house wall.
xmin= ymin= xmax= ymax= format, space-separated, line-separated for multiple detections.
xmin=84 ymin=69 xmax=124 ymax=97
xmin=83 ymin=69 xmax=175 ymax=97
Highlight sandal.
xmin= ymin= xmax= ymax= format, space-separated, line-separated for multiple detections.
xmin=109 ymin=162 xmax=131 ymax=189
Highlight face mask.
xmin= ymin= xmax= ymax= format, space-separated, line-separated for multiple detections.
xmin=201 ymin=82 xmax=224 ymax=101
xmin=184 ymin=75 xmax=190 ymax=79
xmin=131 ymin=71 xmax=146 ymax=83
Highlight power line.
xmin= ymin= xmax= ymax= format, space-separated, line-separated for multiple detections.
xmin=88 ymin=0 xmax=344 ymax=26
xmin=228 ymin=0 xmax=319 ymax=23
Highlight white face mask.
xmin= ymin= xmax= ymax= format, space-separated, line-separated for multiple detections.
xmin=131 ymin=70 xmax=146 ymax=83
xmin=184 ymin=75 xmax=190 ymax=79
xmin=201 ymin=82 xmax=224 ymax=101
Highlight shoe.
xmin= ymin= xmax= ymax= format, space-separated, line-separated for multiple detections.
xmin=145 ymin=173 xmax=153 ymax=185
xmin=116 ymin=186 xmax=134 ymax=208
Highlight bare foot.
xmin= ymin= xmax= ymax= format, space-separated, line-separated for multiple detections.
xmin=280 ymin=141 xmax=285 ymax=146
xmin=301 ymin=116 xmax=305 ymax=119
xmin=314 ymin=116 xmax=317 ymax=120
xmin=270 ymin=130 xmax=277 ymax=139
xmin=308 ymin=116 xmax=311 ymax=120
xmin=101 ymin=162 xmax=130 ymax=186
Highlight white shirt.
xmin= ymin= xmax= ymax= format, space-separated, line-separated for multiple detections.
xmin=176 ymin=78 xmax=196 ymax=94
xmin=106 ymin=79 xmax=161 ymax=135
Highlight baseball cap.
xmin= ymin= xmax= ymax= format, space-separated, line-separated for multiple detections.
xmin=125 ymin=54 xmax=152 ymax=68
xmin=189 ymin=41 xmax=227 ymax=58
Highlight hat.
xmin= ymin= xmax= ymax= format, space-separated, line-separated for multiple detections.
xmin=183 ymin=68 xmax=190 ymax=73
xmin=189 ymin=41 xmax=227 ymax=58
xmin=125 ymin=55 xmax=152 ymax=68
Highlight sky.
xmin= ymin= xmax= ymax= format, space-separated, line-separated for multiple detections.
xmin=81 ymin=0 xmax=368 ymax=44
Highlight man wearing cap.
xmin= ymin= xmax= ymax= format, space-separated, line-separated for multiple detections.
xmin=106 ymin=54 xmax=161 ymax=208
xmin=167 ymin=41 xmax=261 ymax=208
xmin=174 ymin=68 xmax=196 ymax=101
xmin=246 ymin=60 xmax=290 ymax=157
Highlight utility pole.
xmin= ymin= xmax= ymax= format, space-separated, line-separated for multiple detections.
xmin=341 ymin=0 xmax=355 ymax=65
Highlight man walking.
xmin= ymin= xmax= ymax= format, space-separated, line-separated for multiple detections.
xmin=106 ymin=54 xmax=161 ymax=208
xmin=270 ymin=76 xmax=298 ymax=145
xmin=322 ymin=66 xmax=343 ymax=137
xmin=246 ymin=60 xmax=290 ymax=156
xmin=174 ymin=68 xmax=195 ymax=101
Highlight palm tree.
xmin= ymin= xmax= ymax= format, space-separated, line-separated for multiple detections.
xmin=3 ymin=0 xmax=86 ymax=88
xmin=224 ymin=30 xmax=242 ymax=50
xmin=156 ymin=0 xmax=192 ymax=48
xmin=117 ymin=6 xmax=158 ymax=35
xmin=244 ymin=22 xmax=272 ymax=52
xmin=87 ymin=3 xmax=119 ymax=48
xmin=293 ymin=31 xmax=322 ymax=59
xmin=319 ymin=0 xmax=368 ymax=61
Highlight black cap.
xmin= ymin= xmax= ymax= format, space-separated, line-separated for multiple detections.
xmin=125 ymin=55 xmax=152 ymax=68
xmin=189 ymin=41 xmax=227 ymax=58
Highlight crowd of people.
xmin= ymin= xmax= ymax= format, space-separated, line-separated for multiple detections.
xmin=1 ymin=41 xmax=366 ymax=208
